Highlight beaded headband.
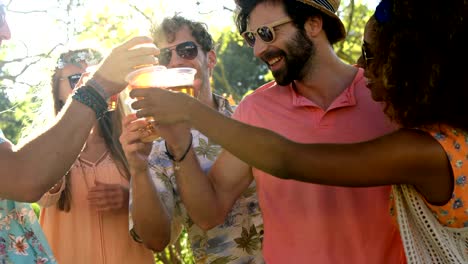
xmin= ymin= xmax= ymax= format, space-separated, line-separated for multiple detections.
xmin=56 ymin=49 xmax=103 ymax=69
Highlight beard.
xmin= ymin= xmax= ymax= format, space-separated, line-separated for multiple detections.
xmin=271 ymin=29 xmax=316 ymax=86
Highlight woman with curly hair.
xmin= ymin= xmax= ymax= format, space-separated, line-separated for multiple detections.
xmin=127 ymin=0 xmax=468 ymax=262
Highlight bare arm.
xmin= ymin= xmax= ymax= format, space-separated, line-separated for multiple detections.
xmin=120 ymin=114 xmax=171 ymax=251
xmin=130 ymin=169 xmax=171 ymax=251
xmin=171 ymin=144 xmax=253 ymax=230
xmin=0 ymin=101 xmax=95 ymax=201
xmin=0 ymin=36 xmax=158 ymax=202
xmin=131 ymin=89 xmax=452 ymax=205
xmin=187 ymin=103 xmax=452 ymax=205
xmin=158 ymin=121 xmax=253 ymax=230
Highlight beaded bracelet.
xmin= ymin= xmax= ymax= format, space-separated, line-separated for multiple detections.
xmin=165 ymin=133 xmax=193 ymax=171
xmin=72 ymin=86 xmax=108 ymax=119
xmin=86 ymin=78 xmax=109 ymax=100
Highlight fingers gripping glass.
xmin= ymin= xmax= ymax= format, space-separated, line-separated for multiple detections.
xmin=158 ymin=41 xmax=199 ymax=66
xmin=242 ymin=17 xmax=293 ymax=47
xmin=65 ymin=73 xmax=82 ymax=89
xmin=361 ymin=41 xmax=374 ymax=67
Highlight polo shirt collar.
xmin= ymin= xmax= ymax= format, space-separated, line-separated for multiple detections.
xmin=289 ymin=79 xmax=358 ymax=111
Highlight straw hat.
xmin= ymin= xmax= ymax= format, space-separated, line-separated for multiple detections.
xmin=296 ymin=0 xmax=346 ymax=41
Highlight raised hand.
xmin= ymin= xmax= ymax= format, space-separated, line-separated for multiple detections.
xmin=92 ymin=36 xmax=159 ymax=96
xmin=87 ymin=180 xmax=129 ymax=212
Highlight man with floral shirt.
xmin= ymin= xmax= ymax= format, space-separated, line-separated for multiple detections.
xmin=120 ymin=16 xmax=264 ymax=263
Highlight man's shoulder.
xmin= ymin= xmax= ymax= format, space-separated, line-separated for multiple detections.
xmin=238 ymin=80 xmax=281 ymax=106
xmin=249 ymin=80 xmax=278 ymax=96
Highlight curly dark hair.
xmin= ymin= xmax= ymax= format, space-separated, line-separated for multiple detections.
xmin=373 ymin=0 xmax=468 ymax=131
xmin=235 ymin=0 xmax=344 ymax=45
xmin=151 ymin=15 xmax=215 ymax=53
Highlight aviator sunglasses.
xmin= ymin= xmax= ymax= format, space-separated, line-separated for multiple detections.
xmin=242 ymin=17 xmax=293 ymax=47
xmin=158 ymin=41 xmax=199 ymax=66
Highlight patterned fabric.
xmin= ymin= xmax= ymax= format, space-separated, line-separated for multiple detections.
xmin=426 ymin=127 xmax=468 ymax=227
xmin=389 ymin=126 xmax=468 ymax=263
xmin=129 ymin=94 xmax=264 ymax=264
xmin=390 ymin=126 xmax=468 ymax=228
xmin=0 ymin=131 xmax=57 ymax=263
xmin=392 ymin=184 xmax=468 ymax=263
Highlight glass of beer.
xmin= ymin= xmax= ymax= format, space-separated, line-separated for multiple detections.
xmin=164 ymin=67 xmax=197 ymax=96
xmin=123 ymin=65 xmax=167 ymax=142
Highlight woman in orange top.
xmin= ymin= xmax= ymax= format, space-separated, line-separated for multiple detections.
xmin=38 ymin=49 xmax=154 ymax=264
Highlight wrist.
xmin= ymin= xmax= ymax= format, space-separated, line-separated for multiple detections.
xmin=130 ymin=165 xmax=148 ymax=177
xmin=86 ymin=78 xmax=109 ymax=100
xmin=72 ymin=86 xmax=108 ymax=119
xmin=89 ymin=72 xmax=121 ymax=97
xmin=165 ymin=133 xmax=193 ymax=171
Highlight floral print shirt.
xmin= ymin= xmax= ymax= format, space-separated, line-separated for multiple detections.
xmin=0 ymin=131 xmax=56 ymax=263
xmin=129 ymin=95 xmax=264 ymax=264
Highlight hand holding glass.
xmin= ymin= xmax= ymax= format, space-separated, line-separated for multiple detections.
xmin=122 ymin=65 xmax=167 ymax=142
xmin=122 ymin=66 xmax=197 ymax=142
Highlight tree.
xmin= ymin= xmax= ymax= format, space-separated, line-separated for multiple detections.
xmin=212 ymin=29 xmax=269 ymax=102
xmin=336 ymin=0 xmax=374 ymax=64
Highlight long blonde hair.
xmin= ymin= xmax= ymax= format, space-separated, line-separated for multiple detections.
xmin=51 ymin=49 xmax=130 ymax=211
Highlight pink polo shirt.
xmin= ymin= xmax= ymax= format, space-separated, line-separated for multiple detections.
xmin=233 ymin=68 xmax=405 ymax=264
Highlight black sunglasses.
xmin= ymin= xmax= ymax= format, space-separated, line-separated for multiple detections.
xmin=242 ymin=17 xmax=292 ymax=48
xmin=65 ymin=73 xmax=82 ymax=89
xmin=361 ymin=41 xmax=374 ymax=67
xmin=158 ymin=41 xmax=199 ymax=66
xmin=0 ymin=5 xmax=6 ymax=28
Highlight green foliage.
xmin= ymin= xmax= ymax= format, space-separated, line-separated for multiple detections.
xmin=0 ymin=87 xmax=41 ymax=144
xmin=212 ymin=30 xmax=270 ymax=103
xmin=78 ymin=8 xmax=141 ymax=50
xmin=335 ymin=1 xmax=374 ymax=64
xmin=30 ymin=203 xmax=41 ymax=218
xmin=154 ymin=230 xmax=195 ymax=264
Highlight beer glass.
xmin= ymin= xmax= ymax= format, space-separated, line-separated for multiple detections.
xmin=164 ymin=67 xmax=197 ymax=96
xmin=123 ymin=65 xmax=167 ymax=142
